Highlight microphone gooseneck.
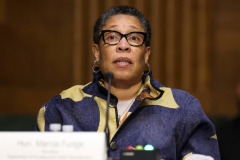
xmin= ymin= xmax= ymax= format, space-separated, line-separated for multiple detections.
xmin=104 ymin=72 xmax=114 ymax=158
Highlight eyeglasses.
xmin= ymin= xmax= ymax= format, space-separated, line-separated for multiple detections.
xmin=99 ymin=30 xmax=146 ymax=47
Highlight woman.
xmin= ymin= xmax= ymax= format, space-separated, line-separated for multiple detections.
xmin=36 ymin=6 xmax=220 ymax=160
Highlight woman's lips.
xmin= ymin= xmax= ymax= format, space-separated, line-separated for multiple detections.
xmin=113 ymin=57 xmax=132 ymax=67
xmin=114 ymin=57 xmax=132 ymax=64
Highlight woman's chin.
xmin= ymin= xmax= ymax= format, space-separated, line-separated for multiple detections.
xmin=114 ymin=75 xmax=140 ymax=83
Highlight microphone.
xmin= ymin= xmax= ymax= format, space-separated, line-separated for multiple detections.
xmin=104 ymin=72 xmax=114 ymax=158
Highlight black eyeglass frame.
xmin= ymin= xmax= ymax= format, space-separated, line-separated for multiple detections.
xmin=99 ymin=30 xmax=147 ymax=47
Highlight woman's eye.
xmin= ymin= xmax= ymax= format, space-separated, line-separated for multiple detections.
xmin=129 ymin=36 xmax=140 ymax=41
xmin=105 ymin=34 xmax=118 ymax=40
xmin=109 ymin=36 xmax=116 ymax=39
xmin=131 ymin=36 xmax=138 ymax=40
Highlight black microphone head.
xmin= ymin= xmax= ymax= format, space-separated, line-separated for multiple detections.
xmin=105 ymin=72 xmax=114 ymax=80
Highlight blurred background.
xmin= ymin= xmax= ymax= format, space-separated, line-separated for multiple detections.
xmin=0 ymin=0 xmax=240 ymax=132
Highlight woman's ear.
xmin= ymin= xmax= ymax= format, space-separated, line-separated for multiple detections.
xmin=92 ymin=44 xmax=100 ymax=61
xmin=144 ymin=46 xmax=151 ymax=63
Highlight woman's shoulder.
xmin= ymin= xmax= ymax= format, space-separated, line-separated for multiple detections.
xmin=44 ymin=83 xmax=93 ymax=106
xmin=152 ymin=79 xmax=195 ymax=99
xmin=152 ymin=79 xmax=199 ymax=107
xmin=59 ymin=83 xmax=92 ymax=102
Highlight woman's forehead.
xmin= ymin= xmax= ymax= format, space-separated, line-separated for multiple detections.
xmin=103 ymin=14 xmax=144 ymax=31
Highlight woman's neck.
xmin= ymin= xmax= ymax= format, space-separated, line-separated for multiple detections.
xmin=104 ymin=80 xmax=142 ymax=101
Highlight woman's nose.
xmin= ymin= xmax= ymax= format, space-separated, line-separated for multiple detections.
xmin=117 ymin=37 xmax=131 ymax=51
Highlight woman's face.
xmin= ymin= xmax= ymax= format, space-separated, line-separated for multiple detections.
xmin=92 ymin=14 xmax=151 ymax=84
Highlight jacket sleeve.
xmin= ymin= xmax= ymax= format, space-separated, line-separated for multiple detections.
xmin=34 ymin=95 xmax=63 ymax=131
xmin=179 ymin=98 xmax=221 ymax=160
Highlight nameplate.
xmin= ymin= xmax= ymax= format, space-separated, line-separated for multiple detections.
xmin=0 ymin=132 xmax=107 ymax=160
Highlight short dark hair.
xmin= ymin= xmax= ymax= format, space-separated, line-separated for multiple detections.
xmin=93 ymin=5 xmax=151 ymax=46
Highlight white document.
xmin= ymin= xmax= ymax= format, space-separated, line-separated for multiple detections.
xmin=0 ymin=132 xmax=107 ymax=160
xmin=186 ymin=154 xmax=214 ymax=160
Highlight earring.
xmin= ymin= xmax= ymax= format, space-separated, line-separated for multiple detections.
xmin=144 ymin=63 xmax=150 ymax=75
xmin=92 ymin=60 xmax=100 ymax=73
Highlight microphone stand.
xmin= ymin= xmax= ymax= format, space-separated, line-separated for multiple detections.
xmin=105 ymin=72 xmax=114 ymax=159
